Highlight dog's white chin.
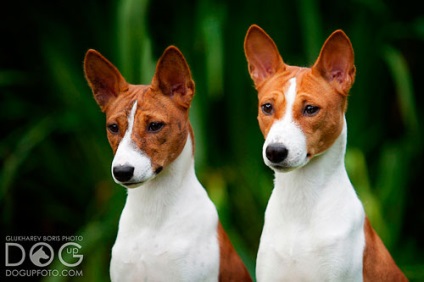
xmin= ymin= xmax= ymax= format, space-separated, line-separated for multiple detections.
xmin=120 ymin=182 xmax=145 ymax=189
xmin=117 ymin=173 xmax=158 ymax=189
xmin=269 ymin=165 xmax=298 ymax=173
xmin=265 ymin=157 xmax=310 ymax=173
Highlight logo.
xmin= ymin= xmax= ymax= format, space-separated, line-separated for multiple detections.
xmin=59 ymin=242 xmax=83 ymax=267
xmin=29 ymin=243 xmax=54 ymax=267
xmin=4 ymin=236 xmax=84 ymax=278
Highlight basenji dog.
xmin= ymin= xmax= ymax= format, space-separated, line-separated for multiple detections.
xmin=84 ymin=46 xmax=251 ymax=281
xmin=244 ymin=25 xmax=407 ymax=281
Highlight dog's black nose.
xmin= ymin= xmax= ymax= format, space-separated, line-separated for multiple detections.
xmin=266 ymin=144 xmax=288 ymax=163
xmin=113 ymin=165 xmax=134 ymax=182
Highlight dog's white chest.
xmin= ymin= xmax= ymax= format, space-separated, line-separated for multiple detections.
xmin=110 ymin=171 xmax=220 ymax=282
xmin=111 ymin=220 xmax=219 ymax=282
xmin=256 ymin=171 xmax=366 ymax=282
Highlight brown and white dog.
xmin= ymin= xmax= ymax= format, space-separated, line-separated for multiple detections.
xmin=244 ymin=25 xmax=407 ymax=281
xmin=84 ymin=46 xmax=251 ymax=281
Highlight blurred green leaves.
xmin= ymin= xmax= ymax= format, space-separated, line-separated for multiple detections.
xmin=383 ymin=45 xmax=418 ymax=138
xmin=117 ymin=0 xmax=155 ymax=83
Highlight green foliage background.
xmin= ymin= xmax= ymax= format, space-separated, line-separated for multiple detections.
xmin=1 ymin=0 xmax=423 ymax=280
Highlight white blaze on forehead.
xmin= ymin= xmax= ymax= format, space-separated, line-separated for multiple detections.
xmin=113 ymin=101 xmax=138 ymax=166
xmin=263 ymin=78 xmax=308 ymax=169
xmin=127 ymin=101 xmax=138 ymax=136
xmin=112 ymin=101 xmax=154 ymax=184
xmin=284 ymin=77 xmax=297 ymax=121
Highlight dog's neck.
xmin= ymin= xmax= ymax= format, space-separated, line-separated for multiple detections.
xmin=272 ymin=119 xmax=351 ymax=216
xmin=124 ymin=134 xmax=197 ymax=226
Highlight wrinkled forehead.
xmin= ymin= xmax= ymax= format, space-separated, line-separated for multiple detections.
xmin=257 ymin=67 xmax=306 ymax=98
xmin=258 ymin=74 xmax=290 ymax=100
xmin=105 ymin=85 xmax=149 ymax=117
xmin=257 ymin=67 xmax=341 ymax=105
xmin=105 ymin=85 xmax=182 ymax=125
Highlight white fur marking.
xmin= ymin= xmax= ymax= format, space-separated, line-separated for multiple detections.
xmin=262 ymin=78 xmax=308 ymax=170
xmin=112 ymin=101 xmax=154 ymax=185
xmin=285 ymin=77 xmax=297 ymax=117
xmin=257 ymin=76 xmax=366 ymax=281
xmin=110 ymin=136 xmax=220 ymax=281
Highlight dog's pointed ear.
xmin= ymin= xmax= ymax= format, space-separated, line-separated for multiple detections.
xmin=312 ymin=30 xmax=356 ymax=95
xmin=84 ymin=49 xmax=128 ymax=111
xmin=244 ymin=25 xmax=284 ymax=88
xmin=152 ymin=46 xmax=195 ymax=109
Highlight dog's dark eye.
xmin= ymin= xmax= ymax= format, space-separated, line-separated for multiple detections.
xmin=303 ymin=105 xmax=320 ymax=116
xmin=148 ymin=122 xmax=165 ymax=133
xmin=261 ymin=103 xmax=274 ymax=115
xmin=107 ymin=123 xmax=119 ymax=134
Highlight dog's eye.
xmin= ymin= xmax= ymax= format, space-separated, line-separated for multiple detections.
xmin=148 ymin=122 xmax=165 ymax=133
xmin=261 ymin=103 xmax=274 ymax=115
xmin=303 ymin=105 xmax=320 ymax=116
xmin=107 ymin=123 xmax=119 ymax=134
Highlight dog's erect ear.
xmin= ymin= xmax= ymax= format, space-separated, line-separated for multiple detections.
xmin=244 ymin=25 xmax=284 ymax=88
xmin=152 ymin=46 xmax=195 ymax=109
xmin=84 ymin=49 xmax=128 ymax=111
xmin=312 ymin=30 xmax=356 ymax=95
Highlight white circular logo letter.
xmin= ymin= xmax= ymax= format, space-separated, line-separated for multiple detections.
xmin=29 ymin=243 xmax=54 ymax=267
xmin=59 ymin=242 xmax=83 ymax=267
